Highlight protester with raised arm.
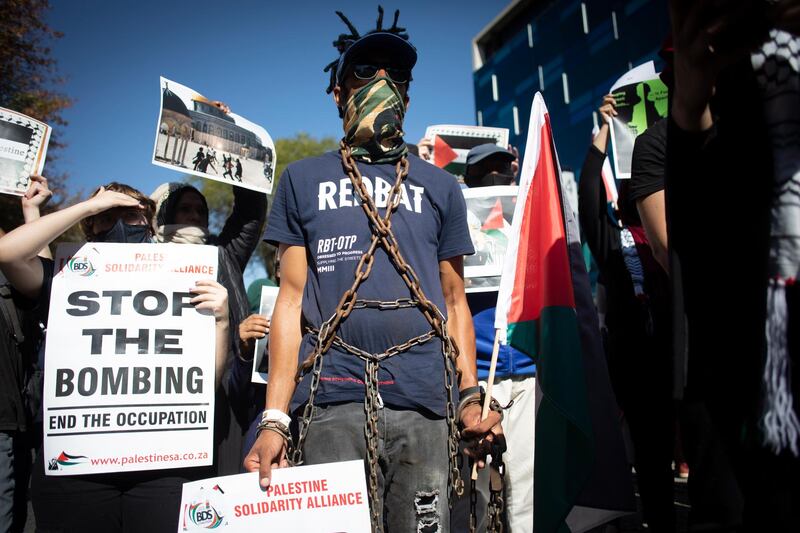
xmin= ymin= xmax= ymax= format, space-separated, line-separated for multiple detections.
xmin=0 ymin=181 xmax=230 ymax=532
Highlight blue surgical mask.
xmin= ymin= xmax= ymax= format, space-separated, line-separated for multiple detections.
xmin=95 ymin=219 xmax=152 ymax=244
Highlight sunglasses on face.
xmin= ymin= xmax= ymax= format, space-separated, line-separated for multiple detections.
xmin=351 ymin=64 xmax=411 ymax=84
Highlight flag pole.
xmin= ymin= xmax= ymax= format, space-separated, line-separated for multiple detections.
xmin=471 ymin=328 xmax=501 ymax=480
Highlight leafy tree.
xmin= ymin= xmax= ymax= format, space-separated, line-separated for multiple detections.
xmin=194 ymin=132 xmax=338 ymax=280
xmin=0 ymin=0 xmax=75 ymax=238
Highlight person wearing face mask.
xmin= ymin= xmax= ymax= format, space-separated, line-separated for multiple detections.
xmin=243 ymin=8 xmax=502 ymax=532
xmin=149 ymin=181 xmax=267 ymax=477
xmin=0 ymin=181 xmax=231 ymax=532
xmin=463 ymin=143 xmax=517 ymax=189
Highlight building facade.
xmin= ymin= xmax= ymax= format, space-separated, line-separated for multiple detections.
xmin=189 ymin=100 xmax=268 ymax=161
xmin=472 ymin=0 xmax=669 ymax=175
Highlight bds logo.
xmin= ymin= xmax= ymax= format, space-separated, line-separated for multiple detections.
xmin=183 ymin=500 xmax=225 ymax=530
xmin=67 ymin=256 xmax=95 ymax=276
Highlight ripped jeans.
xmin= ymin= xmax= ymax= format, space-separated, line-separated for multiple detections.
xmin=302 ymin=402 xmax=450 ymax=532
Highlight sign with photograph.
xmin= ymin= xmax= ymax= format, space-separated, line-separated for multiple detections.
xmin=178 ymin=460 xmax=370 ymax=532
xmin=0 ymin=107 xmax=51 ymax=196
xmin=152 ymin=77 xmax=276 ymax=194
xmin=424 ymin=124 xmax=509 ymax=179
xmin=43 ymin=243 xmax=218 ymax=475
xmin=608 ymin=61 xmax=668 ymax=180
xmin=251 ymin=285 xmax=279 ymax=385
xmin=463 ymin=185 xmax=517 ymax=293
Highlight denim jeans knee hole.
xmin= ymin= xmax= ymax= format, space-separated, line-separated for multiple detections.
xmin=414 ymin=490 xmax=439 ymax=532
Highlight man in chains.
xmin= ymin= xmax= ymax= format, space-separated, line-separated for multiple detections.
xmin=244 ymin=8 xmax=503 ymax=532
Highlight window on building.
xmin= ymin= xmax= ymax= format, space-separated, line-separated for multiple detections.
xmin=538 ymin=65 xmax=544 ymax=91
xmin=513 ymin=106 xmax=520 ymax=135
xmin=491 ymin=74 xmax=499 ymax=102
xmin=581 ymin=3 xmax=589 ymax=34
xmin=477 ymin=110 xmax=483 ymax=127
xmin=562 ymin=72 xmax=570 ymax=104
xmin=527 ymin=23 xmax=533 ymax=48
xmin=611 ymin=11 xmax=619 ymax=40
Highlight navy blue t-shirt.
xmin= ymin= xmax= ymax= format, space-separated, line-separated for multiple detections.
xmin=264 ymin=151 xmax=474 ymax=417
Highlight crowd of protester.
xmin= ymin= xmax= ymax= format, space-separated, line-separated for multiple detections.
xmin=1 ymin=2 xmax=799 ymax=532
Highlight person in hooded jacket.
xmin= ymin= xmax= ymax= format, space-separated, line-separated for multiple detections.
xmin=150 ymin=182 xmax=267 ymax=474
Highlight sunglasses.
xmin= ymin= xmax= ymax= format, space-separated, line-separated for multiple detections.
xmin=351 ymin=64 xmax=411 ymax=84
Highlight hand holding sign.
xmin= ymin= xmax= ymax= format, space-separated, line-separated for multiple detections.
xmin=22 ymin=174 xmax=52 ymax=212
xmin=190 ymin=280 xmax=229 ymax=324
xmin=240 ymin=315 xmax=269 ymax=342
xmin=243 ymin=430 xmax=289 ymax=489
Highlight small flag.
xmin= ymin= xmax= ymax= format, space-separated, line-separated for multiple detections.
xmin=433 ymin=135 xmax=458 ymax=168
xmin=481 ymin=198 xmax=506 ymax=231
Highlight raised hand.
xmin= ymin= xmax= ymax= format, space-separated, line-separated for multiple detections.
xmin=85 ymin=186 xmax=143 ymax=215
xmin=417 ymin=136 xmax=434 ymax=161
xmin=22 ymin=175 xmax=53 ymax=217
xmin=598 ymin=94 xmax=618 ymax=124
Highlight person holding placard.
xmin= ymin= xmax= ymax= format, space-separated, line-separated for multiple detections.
xmin=579 ymin=95 xmax=678 ymax=532
xmin=0 ymin=181 xmax=231 ymax=532
xmin=150 ymin=181 xmax=267 ymax=477
xmin=244 ymin=8 xmax=502 ymax=533
xmin=0 ymin=175 xmax=52 ymax=533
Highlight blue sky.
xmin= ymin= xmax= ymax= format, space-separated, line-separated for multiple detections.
xmin=48 ymin=0 xmax=510 ymax=197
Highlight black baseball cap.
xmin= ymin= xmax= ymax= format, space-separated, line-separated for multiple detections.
xmin=335 ymin=32 xmax=417 ymax=86
xmin=466 ymin=143 xmax=515 ymax=167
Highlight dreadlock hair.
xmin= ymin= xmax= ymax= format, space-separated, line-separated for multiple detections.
xmin=323 ymin=6 xmax=410 ymax=95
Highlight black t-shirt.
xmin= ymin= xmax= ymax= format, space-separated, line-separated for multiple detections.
xmin=622 ymin=117 xmax=667 ymax=226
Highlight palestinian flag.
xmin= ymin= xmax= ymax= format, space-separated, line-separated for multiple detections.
xmin=591 ymin=125 xmax=618 ymax=203
xmin=495 ymin=93 xmax=634 ymax=532
xmin=55 ymin=451 xmax=88 ymax=467
xmin=431 ymin=133 xmax=504 ymax=178
xmin=433 ymin=135 xmax=458 ymax=169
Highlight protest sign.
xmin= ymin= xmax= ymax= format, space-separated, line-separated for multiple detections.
xmin=608 ymin=61 xmax=668 ymax=179
xmin=251 ymin=285 xmax=279 ymax=385
xmin=152 ymin=77 xmax=276 ymax=194
xmin=178 ymin=460 xmax=370 ymax=532
xmin=0 ymin=107 xmax=51 ymax=196
xmin=43 ymin=243 xmax=218 ymax=475
xmin=424 ymin=124 xmax=509 ymax=179
xmin=463 ymin=185 xmax=517 ymax=293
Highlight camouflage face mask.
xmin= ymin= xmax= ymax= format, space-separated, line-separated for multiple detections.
xmin=342 ymin=76 xmax=408 ymax=164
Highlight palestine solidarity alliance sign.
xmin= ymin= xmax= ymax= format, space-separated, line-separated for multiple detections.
xmin=43 ymin=243 xmax=218 ymax=475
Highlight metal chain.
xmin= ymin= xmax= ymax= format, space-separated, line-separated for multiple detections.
xmin=352 ymin=297 xmax=419 ymax=310
xmin=291 ymin=143 xmax=465 ymax=533
xmin=364 ymin=359 xmax=382 ymax=528
xmin=306 ymin=326 xmax=436 ymax=362
xmin=487 ymin=458 xmax=506 ymax=533
xmin=469 ymin=472 xmax=478 ymax=533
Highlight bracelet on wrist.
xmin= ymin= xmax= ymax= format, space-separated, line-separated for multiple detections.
xmin=261 ymin=408 xmax=291 ymax=428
